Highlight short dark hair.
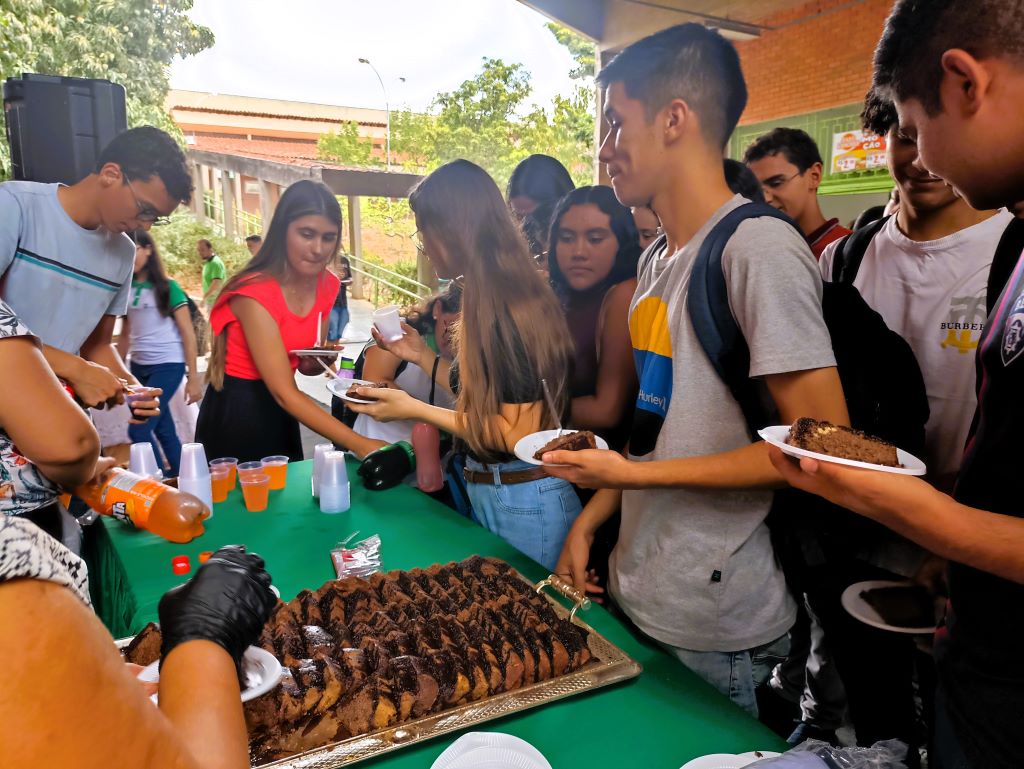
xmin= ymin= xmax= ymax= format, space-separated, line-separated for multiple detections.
xmin=723 ymin=159 xmax=765 ymax=203
xmin=743 ymin=127 xmax=823 ymax=172
xmin=874 ymin=0 xmax=1024 ymax=114
xmin=597 ymin=23 xmax=747 ymax=149
xmin=861 ymin=89 xmax=898 ymax=136
xmin=97 ymin=126 xmax=193 ymax=204
xmin=197 ymin=238 xmax=212 ymax=249
xmin=245 ymin=234 xmax=263 ymax=244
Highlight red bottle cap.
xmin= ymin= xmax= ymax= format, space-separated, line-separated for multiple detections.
xmin=172 ymin=556 xmax=191 ymax=574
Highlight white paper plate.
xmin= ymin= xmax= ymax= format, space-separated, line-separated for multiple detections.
xmin=432 ymin=733 xmax=552 ymax=769
xmin=513 ymin=430 xmax=610 ymax=467
xmin=138 ymin=645 xmax=282 ymax=704
xmin=841 ymin=579 xmax=938 ymax=634
xmin=758 ymin=425 xmax=926 ymax=476
xmin=679 ymin=752 xmax=781 ymax=769
xmin=327 ymin=378 xmax=386 ymax=405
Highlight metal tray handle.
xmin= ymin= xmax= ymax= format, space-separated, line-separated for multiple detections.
xmin=535 ymin=573 xmax=591 ymax=622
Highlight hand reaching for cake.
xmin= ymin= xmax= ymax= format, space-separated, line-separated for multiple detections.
xmin=541 ymin=447 xmax=636 ymax=489
xmin=345 ymin=385 xmax=421 ymax=423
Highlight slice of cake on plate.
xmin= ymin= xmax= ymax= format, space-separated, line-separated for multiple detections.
xmin=533 ymin=430 xmax=597 ymax=460
xmin=786 ymin=417 xmax=900 ymax=467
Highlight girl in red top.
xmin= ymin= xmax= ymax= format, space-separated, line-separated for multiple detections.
xmin=197 ymin=181 xmax=378 ymax=462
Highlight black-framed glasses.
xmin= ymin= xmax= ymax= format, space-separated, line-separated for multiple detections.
xmin=124 ymin=172 xmax=171 ymax=226
xmin=761 ymin=171 xmax=803 ymax=192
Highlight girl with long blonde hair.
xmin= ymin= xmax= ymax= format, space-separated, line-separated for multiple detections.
xmin=349 ymin=160 xmax=581 ymax=569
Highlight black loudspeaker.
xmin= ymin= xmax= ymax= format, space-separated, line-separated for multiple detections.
xmin=3 ymin=73 xmax=127 ymax=184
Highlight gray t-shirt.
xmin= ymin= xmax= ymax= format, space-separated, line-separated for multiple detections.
xmin=611 ymin=195 xmax=836 ymax=652
xmin=0 ymin=181 xmax=134 ymax=354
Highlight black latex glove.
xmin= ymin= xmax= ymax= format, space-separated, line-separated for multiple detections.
xmin=157 ymin=545 xmax=275 ymax=671
xmin=357 ymin=441 xmax=414 ymax=491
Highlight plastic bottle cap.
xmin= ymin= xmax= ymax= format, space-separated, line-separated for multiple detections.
xmin=198 ymin=551 xmax=213 ymax=564
xmin=172 ymin=559 xmax=191 ymax=575
xmin=172 ymin=555 xmax=189 ymax=566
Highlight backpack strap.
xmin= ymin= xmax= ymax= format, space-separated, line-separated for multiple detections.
xmin=687 ymin=202 xmax=797 ymax=438
xmin=831 ymin=215 xmax=889 ymax=285
xmin=637 ymin=232 xmax=668 ymax=277
xmin=988 ymin=216 xmax=1024 ymax=315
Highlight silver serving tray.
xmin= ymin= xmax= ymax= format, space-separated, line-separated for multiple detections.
xmin=118 ymin=570 xmax=642 ymax=768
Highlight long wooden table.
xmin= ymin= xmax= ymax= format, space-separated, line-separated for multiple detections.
xmin=85 ymin=460 xmax=785 ymax=768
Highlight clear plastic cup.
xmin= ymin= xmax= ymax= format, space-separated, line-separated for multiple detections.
xmin=179 ymin=443 xmax=210 ymax=480
xmin=129 ymin=442 xmax=162 ymax=480
xmin=209 ymin=457 xmax=238 ymax=490
xmin=261 ymin=455 xmax=289 ymax=490
xmin=210 ymin=466 xmax=231 ymax=503
xmin=311 ymin=443 xmax=333 ymax=497
xmin=372 ymin=305 xmax=404 ymax=342
xmin=319 ymin=451 xmax=350 ymax=514
xmin=237 ymin=461 xmax=264 ymax=481
xmin=240 ymin=472 xmax=270 ymax=512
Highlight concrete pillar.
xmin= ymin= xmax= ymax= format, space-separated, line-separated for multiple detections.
xmin=347 ymin=195 xmax=364 ymax=300
xmin=233 ymin=173 xmax=244 ymax=232
xmin=259 ymin=179 xmax=275 ymax=232
xmin=221 ymin=171 xmax=236 ymax=239
xmin=191 ymin=162 xmax=205 ymax=218
xmin=417 ymin=248 xmax=436 ymax=292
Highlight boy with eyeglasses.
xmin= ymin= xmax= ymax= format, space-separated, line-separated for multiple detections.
xmin=744 ymin=127 xmax=851 ymax=259
xmin=0 ymin=126 xmax=192 ymax=412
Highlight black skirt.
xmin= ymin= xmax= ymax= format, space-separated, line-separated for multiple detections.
xmin=196 ymin=375 xmax=303 ymax=463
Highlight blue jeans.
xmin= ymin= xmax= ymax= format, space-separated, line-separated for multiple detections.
xmin=127 ymin=361 xmax=186 ymax=477
xmin=464 ymin=457 xmax=581 ymax=571
xmin=328 ymin=305 xmax=349 ymax=341
xmin=661 ymin=634 xmax=790 ymax=717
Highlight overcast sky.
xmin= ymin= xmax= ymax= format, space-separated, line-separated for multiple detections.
xmin=169 ymin=0 xmax=581 ymax=113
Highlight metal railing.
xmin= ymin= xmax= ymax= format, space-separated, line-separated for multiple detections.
xmin=348 ymin=255 xmax=431 ymax=305
xmin=235 ymin=209 xmax=262 ymax=238
xmin=201 ymin=192 xmax=262 ymax=241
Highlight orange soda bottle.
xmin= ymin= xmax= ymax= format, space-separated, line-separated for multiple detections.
xmin=75 ymin=468 xmax=210 ymax=543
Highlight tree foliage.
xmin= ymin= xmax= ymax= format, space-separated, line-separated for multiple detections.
xmin=317 ymin=120 xmax=375 ymax=167
xmin=545 ymin=22 xmax=595 ymax=80
xmin=0 ymin=0 xmax=213 ymax=175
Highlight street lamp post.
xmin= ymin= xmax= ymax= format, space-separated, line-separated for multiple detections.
xmin=358 ymin=57 xmax=391 ymax=171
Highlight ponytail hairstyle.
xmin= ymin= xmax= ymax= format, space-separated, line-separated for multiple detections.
xmin=130 ymin=230 xmax=174 ymax=317
xmin=409 ymin=160 xmax=573 ymax=461
xmin=401 ymin=282 xmax=463 ymax=338
xmin=207 ymin=179 xmax=342 ymax=390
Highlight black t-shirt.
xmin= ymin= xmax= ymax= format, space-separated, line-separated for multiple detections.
xmin=334 ymin=257 xmax=350 ymax=310
xmin=936 ymin=248 xmax=1024 ymax=769
xmin=448 ymin=321 xmax=567 ymax=463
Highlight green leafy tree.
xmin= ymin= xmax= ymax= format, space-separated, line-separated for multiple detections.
xmin=317 ymin=120 xmax=377 ymax=167
xmin=545 ymin=22 xmax=596 ymax=80
xmin=0 ymin=0 xmax=213 ymax=176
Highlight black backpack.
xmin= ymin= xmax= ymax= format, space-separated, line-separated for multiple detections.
xmin=657 ymin=203 xmax=930 ymax=567
xmin=987 ymin=215 xmax=1024 ymax=315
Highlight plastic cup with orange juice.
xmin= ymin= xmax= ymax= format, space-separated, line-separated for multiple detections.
xmin=240 ymin=472 xmax=270 ymax=512
xmin=237 ymin=461 xmax=264 ymax=481
xmin=210 ymin=465 xmax=231 ymax=503
xmin=261 ymin=455 xmax=289 ymax=490
xmin=209 ymin=457 xmax=238 ymax=490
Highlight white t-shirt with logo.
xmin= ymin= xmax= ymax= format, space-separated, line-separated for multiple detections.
xmin=820 ymin=211 xmax=1013 ymax=487
xmin=127 ymin=279 xmax=188 ymax=365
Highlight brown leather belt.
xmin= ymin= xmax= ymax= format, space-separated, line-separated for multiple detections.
xmin=463 ymin=466 xmax=548 ymax=485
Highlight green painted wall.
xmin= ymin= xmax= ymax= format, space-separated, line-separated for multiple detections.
xmin=729 ymin=102 xmax=894 ymax=197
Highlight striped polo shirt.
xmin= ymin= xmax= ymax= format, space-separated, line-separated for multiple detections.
xmin=0 ymin=181 xmax=134 ymax=354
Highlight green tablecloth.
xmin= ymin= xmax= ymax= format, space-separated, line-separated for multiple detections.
xmin=87 ymin=460 xmax=785 ymax=768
